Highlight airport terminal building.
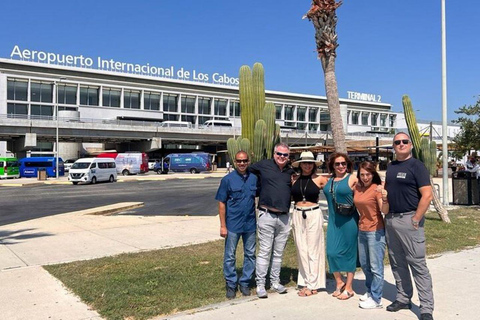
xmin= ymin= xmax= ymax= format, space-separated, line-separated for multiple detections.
xmin=0 ymin=54 xmax=398 ymax=161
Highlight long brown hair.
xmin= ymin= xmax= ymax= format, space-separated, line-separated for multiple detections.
xmin=327 ymin=152 xmax=353 ymax=176
xmin=357 ymin=161 xmax=382 ymax=187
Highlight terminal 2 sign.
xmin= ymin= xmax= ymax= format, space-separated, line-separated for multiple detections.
xmin=347 ymin=91 xmax=382 ymax=103
xmin=9 ymin=45 xmax=240 ymax=86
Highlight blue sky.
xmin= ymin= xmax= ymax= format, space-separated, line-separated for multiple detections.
xmin=1 ymin=0 xmax=478 ymax=121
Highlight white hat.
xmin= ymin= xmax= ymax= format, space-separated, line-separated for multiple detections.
xmin=292 ymin=151 xmax=322 ymax=167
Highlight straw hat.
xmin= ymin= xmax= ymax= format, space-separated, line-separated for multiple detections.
xmin=292 ymin=151 xmax=322 ymax=167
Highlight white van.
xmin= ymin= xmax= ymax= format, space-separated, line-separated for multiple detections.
xmin=160 ymin=121 xmax=192 ymax=129
xmin=68 ymin=158 xmax=117 ymax=185
xmin=203 ymin=120 xmax=233 ymax=128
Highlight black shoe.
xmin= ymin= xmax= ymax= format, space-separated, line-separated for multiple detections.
xmin=226 ymin=285 xmax=237 ymax=299
xmin=420 ymin=313 xmax=434 ymax=320
xmin=239 ymin=285 xmax=251 ymax=296
xmin=386 ymin=300 xmax=412 ymax=312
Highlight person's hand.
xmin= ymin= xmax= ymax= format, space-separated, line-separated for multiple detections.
xmin=220 ymin=226 xmax=227 ymax=238
xmin=376 ymin=185 xmax=388 ymax=201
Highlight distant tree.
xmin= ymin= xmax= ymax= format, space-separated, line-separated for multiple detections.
xmin=303 ymin=0 xmax=346 ymax=153
xmin=452 ymin=97 xmax=480 ymax=154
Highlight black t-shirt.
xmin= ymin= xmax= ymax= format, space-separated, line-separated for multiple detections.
xmin=249 ymin=159 xmax=295 ymax=213
xmin=385 ymin=157 xmax=431 ymax=213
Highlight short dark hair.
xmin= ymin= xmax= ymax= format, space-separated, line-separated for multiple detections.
xmin=357 ymin=161 xmax=382 ymax=187
xmin=327 ymin=152 xmax=353 ymax=176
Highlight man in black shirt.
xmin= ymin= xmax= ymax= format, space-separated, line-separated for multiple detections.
xmin=249 ymin=143 xmax=295 ymax=298
xmin=384 ymin=132 xmax=434 ymax=320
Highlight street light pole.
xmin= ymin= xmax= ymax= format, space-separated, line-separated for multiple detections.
xmin=55 ymin=80 xmax=59 ymax=179
xmin=441 ymin=0 xmax=449 ymax=205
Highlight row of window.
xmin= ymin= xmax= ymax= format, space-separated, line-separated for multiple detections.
xmin=349 ymin=110 xmax=395 ymax=127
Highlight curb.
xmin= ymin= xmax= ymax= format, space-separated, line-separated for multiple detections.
xmin=78 ymin=202 xmax=144 ymax=216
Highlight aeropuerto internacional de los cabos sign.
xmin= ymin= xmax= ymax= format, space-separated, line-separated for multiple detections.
xmin=9 ymin=45 xmax=240 ymax=86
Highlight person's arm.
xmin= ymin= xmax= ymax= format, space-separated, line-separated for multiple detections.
xmin=348 ymin=173 xmax=358 ymax=190
xmin=412 ymin=185 xmax=433 ymax=229
xmin=376 ymin=184 xmax=389 ymax=215
xmin=218 ymin=201 xmax=227 ymax=238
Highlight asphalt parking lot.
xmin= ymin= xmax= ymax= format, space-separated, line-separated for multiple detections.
xmin=0 ymin=177 xmax=222 ymax=226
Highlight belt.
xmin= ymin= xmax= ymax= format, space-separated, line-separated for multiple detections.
xmin=388 ymin=211 xmax=415 ymax=217
xmin=294 ymin=205 xmax=320 ymax=212
xmin=258 ymin=207 xmax=287 ymax=215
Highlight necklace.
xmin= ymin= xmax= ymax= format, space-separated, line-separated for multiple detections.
xmin=300 ymin=176 xmax=310 ymax=203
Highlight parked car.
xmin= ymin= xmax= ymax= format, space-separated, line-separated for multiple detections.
xmin=68 ymin=158 xmax=117 ymax=185
xmin=64 ymin=159 xmax=78 ymax=172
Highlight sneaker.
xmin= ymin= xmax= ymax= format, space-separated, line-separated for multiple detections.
xmin=386 ymin=300 xmax=412 ymax=312
xmin=226 ymin=285 xmax=237 ymax=299
xmin=420 ymin=313 xmax=434 ymax=320
xmin=272 ymin=283 xmax=287 ymax=294
xmin=256 ymin=286 xmax=268 ymax=298
xmin=239 ymin=285 xmax=251 ymax=296
xmin=359 ymin=292 xmax=371 ymax=302
xmin=359 ymin=297 xmax=383 ymax=309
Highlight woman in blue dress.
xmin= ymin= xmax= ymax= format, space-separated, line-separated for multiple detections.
xmin=324 ymin=152 xmax=358 ymax=300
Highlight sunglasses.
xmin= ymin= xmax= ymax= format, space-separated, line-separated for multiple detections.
xmin=235 ymin=159 xmax=249 ymax=163
xmin=334 ymin=162 xmax=347 ymax=167
xmin=275 ymin=152 xmax=289 ymax=157
xmin=394 ymin=139 xmax=410 ymax=145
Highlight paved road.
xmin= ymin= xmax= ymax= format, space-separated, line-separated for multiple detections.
xmin=0 ymin=178 xmax=222 ymax=226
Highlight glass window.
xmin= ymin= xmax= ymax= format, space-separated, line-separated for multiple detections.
xmin=297 ymin=107 xmax=306 ymax=122
xmin=229 ymin=101 xmax=240 ymax=117
xmin=164 ymin=114 xmax=178 ymax=121
xmin=389 ymin=115 xmax=396 ymax=127
xmin=124 ymin=90 xmax=140 ymax=109
xmin=309 ymin=123 xmax=318 ymax=132
xmin=199 ymin=116 xmax=211 ymax=124
xmin=371 ymin=113 xmax=378 ymax=126
xmin=285 ymin=105 xmax=294 ymax=121
xmin=102 ymin=88 xmax=121 ymax=108
xmin=31 ymin=82 xmax=53 ymax=103
xmin=163 ymin=94 xmax=178 ymax=112
xmin=380 ymin=114 xmax=387 ymax=127
xmin=362 ymin=112 xmax=369 ymax=125
xmin=7 ymin=79 xmax=28 ymax=101
xmin=144 ymin=92 xmax=160 ymax=111
xmin=297 ymin=123 xmax=307 ymax=130
xmin=352 ymin=112 xmax=360 ymax=125
xmin=58 ymin=106 xmax=77 ymax=111
xmin=308 ymin=108 xmax=318 ymax=122
xmin=182 ymin=115 xmax=196 ymax=124
xmin=198 ymin=97 xmax=211 ymax=114
xmin=214 ymin=98 xmax=227 ymax=116
xmin=31 ymin=105 xmax=54 ymax=117
xmin=80 ymin=86 xmax=99 ymax=105
xmin=275 ymin=104 xmax=282 ymax=120
xmin=58 ymin=85 xmax=77 ymax=105
xmin=7 ymin=103 xmax=28 ymax=118
xmin=181 ymin=95 xmax=196 ymax=113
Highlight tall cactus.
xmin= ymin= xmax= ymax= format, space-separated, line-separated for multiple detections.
xmin=253 ymin=63 xmax=265 ymax=124
xmin=403 ymin=95 xmax=422 ymax=159
xmin=227 ymin=137 xmax=240 ymax=168
xmin=227 ymin=63 xmax=281 ymax=164
xmin=402 ymin=95 xmax=450 ymax=223
xmin=240 ymin=66 xmax=255 ymax=143
xmin=429 ymin=140 xmax=438 ymax=176
xmin=239 ymin=138 xmax=251 ymax=156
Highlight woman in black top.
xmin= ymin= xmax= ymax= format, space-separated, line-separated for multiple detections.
xmin=291 ymin=151 xmax=328 ymax=297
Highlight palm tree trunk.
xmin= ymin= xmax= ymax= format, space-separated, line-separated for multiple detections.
xmin=430 ymin=177 xmax=451 ymax=223
xmin=320 ymin=55 xmax=346 ymax=154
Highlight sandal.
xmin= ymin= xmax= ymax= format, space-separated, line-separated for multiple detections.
xmin=311 ymin=289 xmax=318 ymax=295
xmin=337 ymin=290 xmax=355 ymax=300
xmin=331 ymin=283 xmax=346 ymax=297
xmin=298 ymin=288 xmax=313 ymax=297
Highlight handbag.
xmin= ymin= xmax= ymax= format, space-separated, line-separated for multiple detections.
xmin=329 ymin=177 xmax=356 ymax=216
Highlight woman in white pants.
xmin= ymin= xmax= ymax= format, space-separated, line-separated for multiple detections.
xmin=291 ymin=152 xmax=328 ymax=297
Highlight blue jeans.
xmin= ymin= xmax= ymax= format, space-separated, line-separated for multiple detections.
xmin=224 ymin=230 xmax=256 ymax=288
xmin=358 ymin=229 xmax=386 ymax=303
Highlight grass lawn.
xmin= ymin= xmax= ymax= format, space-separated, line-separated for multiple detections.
xmin=45 ymin=207 xmax=480 ymax=320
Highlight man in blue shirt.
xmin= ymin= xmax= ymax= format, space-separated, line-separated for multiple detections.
xmin=215 ymin=151 xmax=257 ymax=299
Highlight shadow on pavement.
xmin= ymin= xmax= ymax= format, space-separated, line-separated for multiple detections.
xmin=0 ymin=228 xmax=53 ymax=244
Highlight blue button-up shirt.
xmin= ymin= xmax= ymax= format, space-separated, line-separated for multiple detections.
xmin=215 ymin=170 xmax=257 ymax=233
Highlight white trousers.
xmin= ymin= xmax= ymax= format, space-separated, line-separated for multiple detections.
xmin=292 ymin=206 xmax=326 ymax=290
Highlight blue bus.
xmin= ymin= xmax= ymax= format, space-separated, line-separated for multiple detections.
xmin=19 ymin=157 xmax=65 ymax=178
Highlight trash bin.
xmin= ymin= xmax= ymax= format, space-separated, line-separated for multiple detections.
xmin=37 ymin=168 xmax=47 ymax=181
xmin=452 ymin=171 xmax=479 ymax=205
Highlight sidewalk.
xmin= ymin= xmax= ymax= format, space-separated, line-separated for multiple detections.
xmin=0 ymin=173 xmax=470 ymax=320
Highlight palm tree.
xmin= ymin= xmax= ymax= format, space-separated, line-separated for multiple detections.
xmin=304 ymin=0 xmax=346 ymax=153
